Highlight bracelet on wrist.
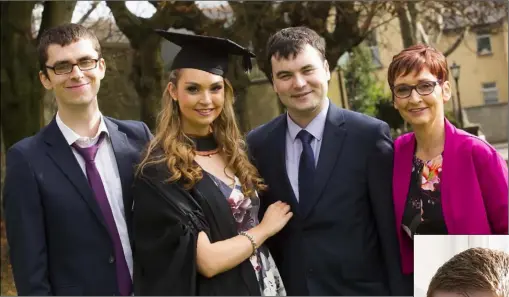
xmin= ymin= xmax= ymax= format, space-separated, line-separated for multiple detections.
xmin=239 ymin=231 xmax=257 ymax=257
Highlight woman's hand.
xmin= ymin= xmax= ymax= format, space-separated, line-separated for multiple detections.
xmin=258 ymin=201 xmax=293 ymax=238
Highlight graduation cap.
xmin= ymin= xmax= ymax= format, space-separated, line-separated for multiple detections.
xmin=155 ymin=29 xmax=255 ymax=77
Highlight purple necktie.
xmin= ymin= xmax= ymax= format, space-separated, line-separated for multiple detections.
xmin=72 ymin=133 xmax=132 ymax=296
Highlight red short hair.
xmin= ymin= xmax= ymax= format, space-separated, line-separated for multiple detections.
xmin=387 ymin=44 xmax=449 ymax=88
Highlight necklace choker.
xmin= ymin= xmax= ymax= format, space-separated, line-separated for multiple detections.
xmin=187 ymin=133 xmax=219 ymax=157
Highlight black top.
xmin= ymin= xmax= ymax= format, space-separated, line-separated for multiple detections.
xmin=155 ymin=30 xmax=255 ymax=77
xmin=132 ymin=148 xmax=260 ymax=295
xmin=187 ymin=133 xmax=218 ymax=151
xmin=401 ymin=154 xmax=448 ymax=238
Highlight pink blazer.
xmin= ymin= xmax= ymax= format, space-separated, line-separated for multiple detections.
xmin=393 ymin=119 xmax=508 ymax=274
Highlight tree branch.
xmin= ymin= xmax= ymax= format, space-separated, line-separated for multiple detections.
xmin=149 ymin=2 xmax=213 ymax=33
xmin=394 ymin=2 xmax=416 ymax=48
xmin=327 ymin=1 xmax=365 ymax=55
xmin=407 ymin=1 xmax=418 ymax=40
xmin=359 ymin=2 xmax=380 ymax=35
xmin=106 ymin=1 xmax=144 ymax=43
xmin=77 ymin=1 xmax=100 ymax=25
xmin=148 ymin=1 xmax=159 ymax=9
xmin=304 ymin=2 xmax=333 ymax=34
xmin=443 ymin=26 xmax=469 ymax=57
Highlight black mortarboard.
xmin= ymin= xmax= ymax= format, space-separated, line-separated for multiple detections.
xmin=155 ymin=29 xmax=255 ymax=77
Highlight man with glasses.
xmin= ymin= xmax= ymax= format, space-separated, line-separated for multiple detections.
xmin=3 ymin=23 xmax=152 ymax=295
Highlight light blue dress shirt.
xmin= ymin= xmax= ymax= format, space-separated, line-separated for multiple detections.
xmin=285 ymin=99 xmax=329 ymax=202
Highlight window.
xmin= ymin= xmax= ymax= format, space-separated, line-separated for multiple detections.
xmin=366 ymin=30 xmax=382 ymax=68
xmin=476 ymin=34 xmax=492 ymax=55
xmin=482 ymin=82 xmax=499 ymax=104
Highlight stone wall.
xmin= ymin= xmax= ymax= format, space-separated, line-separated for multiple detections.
xmin=464 ymin=102 xmax=508 ymax=143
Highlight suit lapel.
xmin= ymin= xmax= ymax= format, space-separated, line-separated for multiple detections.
xmin=301 ymin=104 xmax=346 ymax=219
xmin=43 ymin=119 xmax=108 ymax=230
xmin=265 ymin=117 xmax=299 ymax=210
xmin=104 ymin=118 xmax=134 ymax=228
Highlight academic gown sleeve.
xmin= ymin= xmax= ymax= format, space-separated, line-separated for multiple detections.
xmin=132 ymin=166 xmax=210 ymax=296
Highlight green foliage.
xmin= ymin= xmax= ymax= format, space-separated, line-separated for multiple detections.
xmin=376 ymin=99 xmax=404 ymax=131
xmin=445 ymin=110 xmax=459 ymax=127
xmin=343 ymin=45 xmax=404 ymax=131
xmin=343 ymin=45 xmax=386 ymax=117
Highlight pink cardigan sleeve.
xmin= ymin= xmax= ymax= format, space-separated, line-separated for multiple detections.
xmin=472 ymin=141 xmax=508 ymax=234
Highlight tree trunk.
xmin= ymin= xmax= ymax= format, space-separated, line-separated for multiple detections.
xmin=222 ymin=58 xmax=252 ymax=134
xmin=395 ymin=2 xmax=416 ymax=48
xmin=1 ymin=2 xmax=76 ymax=150
xmin=1 ymin=2 xmax=43 ymax=150
xmin=38 ymin=1 xmax=77 ymax=42
xmin=407 ymin=2 xmax=419 ymax=43
xmin=107 ymin=1 xmax=218 ymax=131
xmin=130 ymin=38 xmax=164 ymax=131
xmin=77 ymin=1 xmax=101 ymax=25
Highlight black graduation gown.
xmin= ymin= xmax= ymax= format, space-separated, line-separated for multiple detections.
xmin=132 ymin=161 xmax=261 ymax=296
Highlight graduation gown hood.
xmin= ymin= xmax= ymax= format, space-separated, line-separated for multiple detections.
xmin=132 ymin=159 xmax=260 ymax=295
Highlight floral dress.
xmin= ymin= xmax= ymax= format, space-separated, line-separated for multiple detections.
xmin=401 ymin=154 xmax=448 ymax=239
xmin=207 ymin=173 xmax=287 ymax=296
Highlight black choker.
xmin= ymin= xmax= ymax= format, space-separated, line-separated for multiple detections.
xmin=187 ymin=133 xmax=219 ymax=157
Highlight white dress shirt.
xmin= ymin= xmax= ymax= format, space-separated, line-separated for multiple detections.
xmin=56 ymin=112 xmax=133 ymax=279
xmin=285 ymin=99 xmax=329 ymax=202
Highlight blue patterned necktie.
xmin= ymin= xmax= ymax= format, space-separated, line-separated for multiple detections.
xmin=72 ymin=133 xmax=132 ymax=296
xmin=297 ymin=130 xmax=315 ymax=214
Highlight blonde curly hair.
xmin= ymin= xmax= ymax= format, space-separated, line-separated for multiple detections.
xmin=137 ymin=69 xmax=266 ymax=197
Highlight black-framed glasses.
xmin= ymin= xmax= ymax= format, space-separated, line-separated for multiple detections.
xmin=45 ymin=58 xmax=100 ymax=75
xmin=392 ymin=80 xmax=442 ymax=99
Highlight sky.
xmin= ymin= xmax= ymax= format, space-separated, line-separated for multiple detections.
xmin=70 ymin=1 xmax=229 ymax=22
xmin=32 ymin=1 xmax=229 ymax=37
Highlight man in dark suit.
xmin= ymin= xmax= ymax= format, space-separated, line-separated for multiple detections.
xmin=247 ymin=27 xmax=408 ymax=295
xmin=3 ymin=23 xmax=152 ymax=295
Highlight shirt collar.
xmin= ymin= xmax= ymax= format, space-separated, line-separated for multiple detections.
xmin=56 ymin=112 xmax=109 ymax=146
xmin=286 ymin=98 xmax=329 ymax=142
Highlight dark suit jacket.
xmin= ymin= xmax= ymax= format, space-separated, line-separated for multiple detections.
xmin=3 ymin=117 xmax=152 ymax=295
xmin=246 ymin=103 xmax=407 ymax=296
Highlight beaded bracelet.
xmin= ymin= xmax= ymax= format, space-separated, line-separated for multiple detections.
xmin=239 ymin=231 xmax=257 ymax=257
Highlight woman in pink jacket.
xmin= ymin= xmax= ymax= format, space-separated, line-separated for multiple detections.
xmin=388 ymin=44 xmax=508 ymax=279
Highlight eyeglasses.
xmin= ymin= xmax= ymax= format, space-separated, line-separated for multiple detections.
xmin=392 ymin=80 xmax=442 ymax=99
xmin=45 ymin=58 xmax=99 ymax=75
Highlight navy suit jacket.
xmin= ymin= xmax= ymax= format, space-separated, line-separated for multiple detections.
xmin=3 ymin=117 xmax=152 ymax=295
xmin=247 ymin=103 xmax=408 ymax=296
